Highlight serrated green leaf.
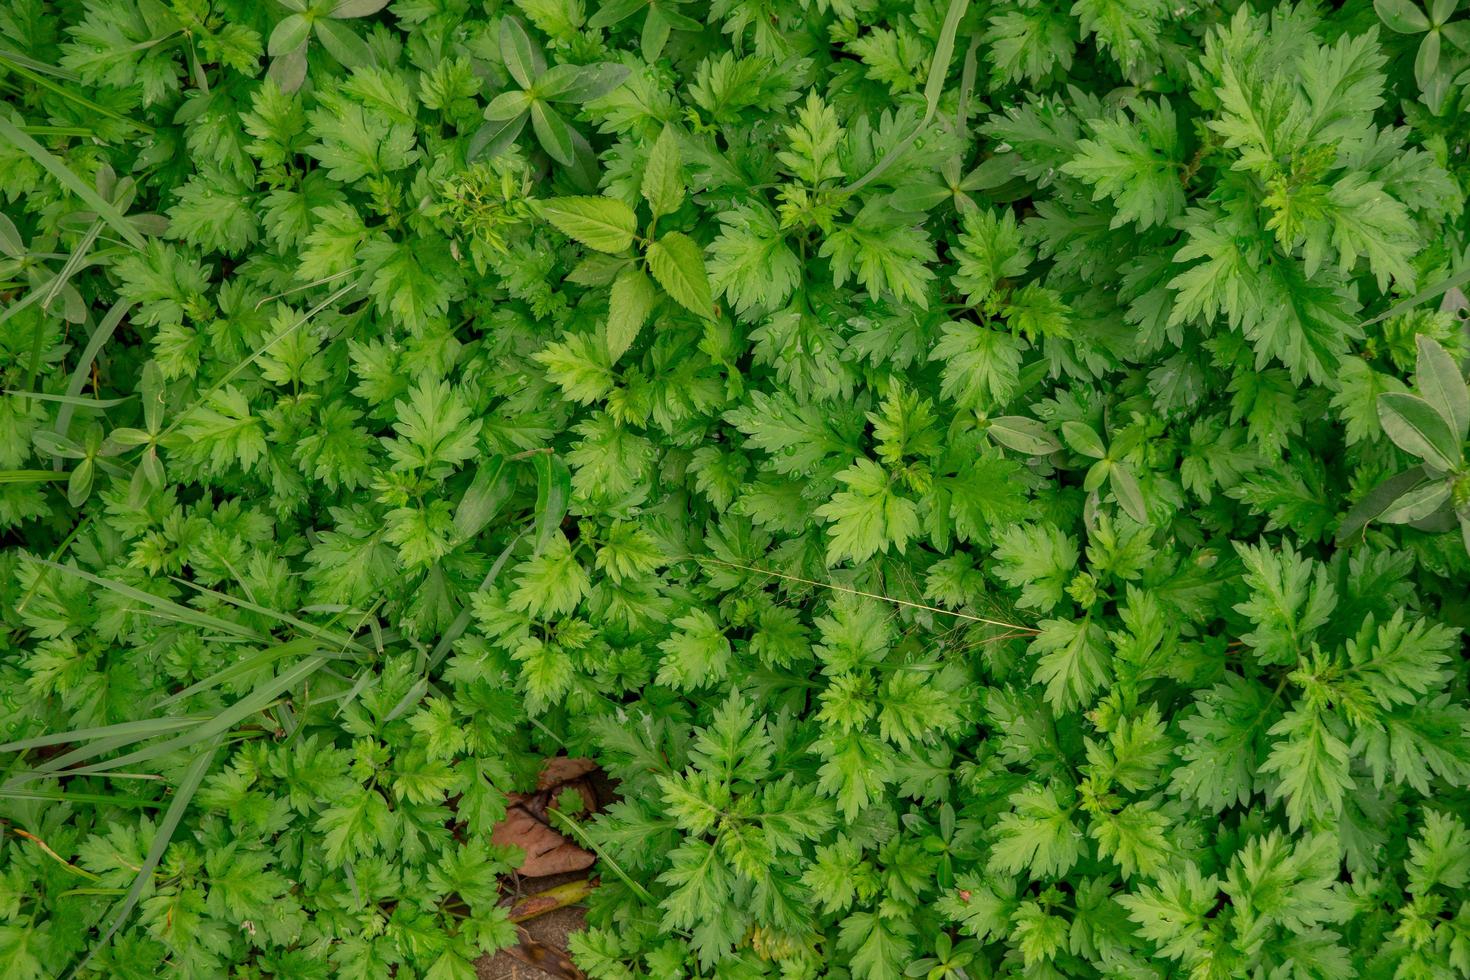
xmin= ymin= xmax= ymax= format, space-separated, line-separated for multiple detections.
xmin=538 ymin=196 xmax=638 ymax=253
xmin=646 ymin=231 xmax=712 ymax=317
xmin=607 ymin=265 xmax=657 ymax=360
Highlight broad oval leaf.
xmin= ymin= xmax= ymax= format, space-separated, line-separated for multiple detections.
xmin=0 ymin=213 xmax=23 ymax=258
xmin=641 ymin=125 xmax=685 ymax=217
xmin=587 ymin=0 xmax=647 ymax=29
xmin=455 ymin=455 xmax=512 ymax=541
xmin=1414 ymin=30 xmax=1441 ymax=91
xmin=268 ymin=14 xmax=311 ymax=57
xmin=1378 ymin=479 xmax=1452 ymax=524
xmin=1378 ymin=392 xmax=1462 ymax=471
xmin=484 ymin=90 xmax=532 ymax=122
xmin=988 ymin=416 xmax=1061 ymax=455
xmin=330 ymin=0 xmax=391 ymax=16
xmin=468 ymin=113 xmax=529 ymax=160
xmin=67 ymin=457 xmax=94 ymax=507
xmin=499 ymin=16 xmax=543 ymax=89
xmin=1375 ymin=0 xmax=1430 ymax=32
xmin=314 ymin=17 xmax=373 ymax=68
xmin=1110 ymin=463 xmax=1149 ymax=524
xmin=530 ymin=101 xmax=576 ymax=166
xmin=1336 ymin=466 xmax=1429 ymax=542
xmin=1061 ymin=421 xmax=1107 ymax=459
xmin=1415 ymin=334 xmax=1469 ymax=439
xmin=538 ymin=62 xmax=631 ymax=104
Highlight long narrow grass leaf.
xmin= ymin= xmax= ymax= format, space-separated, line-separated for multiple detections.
xmin=55 ymin=298 xmax=134 ymax=438
xmin=0 ymin=470 xmax=68 ymax=484
xmin=40 ymin=656 xmax=326 ymax=777
xmin=0 ymin=115 xmax=147 ymax=248
xmin=25 ymin=558 xmax=266 ymax=640
xmin=65 ymin=740 xmax=218 ymax=979
xmin=0 ymin=715 xmax=207 ymax=755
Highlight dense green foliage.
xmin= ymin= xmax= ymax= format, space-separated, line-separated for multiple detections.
xmin=3 ymin=0 xmax=1470 ymax=977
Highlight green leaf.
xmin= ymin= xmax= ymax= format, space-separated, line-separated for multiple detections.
xmin=469 ymin=112 xmax=529 ymax=160
xmin=532 ymin=452 xmax=572 ymax=556
xmin=931 ymin=321 xmax=1024 ymax=410
xmin=646 ymin=231 xmax=713 ymax=317
xmin=1110 ymin=463 xmax=1149 ymax=523
xmin=331 ymin=0 xmax=391 ymax=16
xmin=641 ymin=125 xmax=685 ymax=217
xmin=1336 ymin=466 xmax=1431 ymax=542
xmin=1061 ymin=421 xmax=1107 ymax=459
xmin=1407 ymin=811 xmax=1470 ymax=895
xmin=994 ymin=523 xmax=1077 ymax=611
xmin=988 ymin=782 xmax=1083 ymax=879
xmin=1029 ymin=617 xmax=1110 ymax=711
xmin=69 ymin=741 xmax=220 ymax=976
xmin=530 ymin=101 xmax=576 ymax=166
xmin=951 ymin=207 xmax=1030 ymax=309
xmin=0 ymin=115 xmax=146 ymax=249
xmin=268 ymin=14 xmax=310 ymax=56
xmin=1378 ymin=392 xmax=1463 ymax=470
xmin=499 ymin=15 xmax=543 ymax=88
xmin=455 ymin=455 xmax=512 ymax=540
xmin=1414 ymin=335 xmax=1469 ymax=440
xmin=706 ymin=205 xmax=801 ymax=315
xmin=484 ymin=90 xmax=532 ymax=122
xmin=1260 ymin=707 xmax=1353 ymax=830
xmin=1376 ymin=0 xmax=1431 ymax=31
xmin=314 ymin=18 xmax=373 ymax=69
xmin=1061 ymin=99 xmax=1184 ymax=230
xmin=656 ymin=610 xmax=732 ymax=690
xmin=814 ymin=459 xmax=920 ymax=564
xmin=539 ymin=62 xmax=630 ymax=103
xmin=838 ymin=910 xmax=913 ymax=980
xmin=538 ymin=196 xmax=638 ymax=253
xmin=1118 ymin=865 xmax=1221 ymax=961
xmin=988 ymin=416 xmax=1061 ymax=455
xmin=1232 ymin=541 xmax=1336 ymax=666
xmin=306 ymin=100 xmax=418 ymax=182
xmin=1377 ymin=479 xmax=1452 ymax=524
xmin=607 ymin=266 xmax=657 ymax=360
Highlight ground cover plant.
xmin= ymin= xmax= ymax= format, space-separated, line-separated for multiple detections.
xmin=3 ymin=0 xmax=1470 ymax=976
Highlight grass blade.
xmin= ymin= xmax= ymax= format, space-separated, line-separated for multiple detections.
xmin=65 ymin=740 xmax=218 ymax=979
xmin=39 ymin=655 xmax=327 ymax=777
xmin=0 ymin=470 xmax=68 ymax=484
xmin=6 ymin=390 xmax=134 ymax=409
xmin=0 ymin=115 xmax=147 ymax=248
xmin=25 ymin=558 xmax=266 ymax=641
xmin=55 ymin=298 xmax=134 ymax=438
xmin=532 ymin=453 xmax=571 ymax=555
xmin=428 ymin=531 xmax=524 ymax=670
xmin=0 ymin=715 xmax=207 ymax=755
xmin=153 ymin=637 xmax=345 ymax=709
xmin=169 ymin=577 xmax=370 ymax=655
xmin=0 ymin=46 xmax=153 ymax=133
xmin=0 ymin=788 xmax=163 ymax=809
xmin=1360 ymin=264 xmax=1470 ymax=328
xmin=842 ymin=0 xmax=969 ymax=194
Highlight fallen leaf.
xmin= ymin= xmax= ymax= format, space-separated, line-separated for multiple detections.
xmin=537 ymin=756 xmax=597 ymax=789
xmin=505 ymin=926 xmax=585 ymax=980
xmin=489 ymin=757 xmax=601 ymax=876
xmin=491 ymin=803 xmax=595 ymax=876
